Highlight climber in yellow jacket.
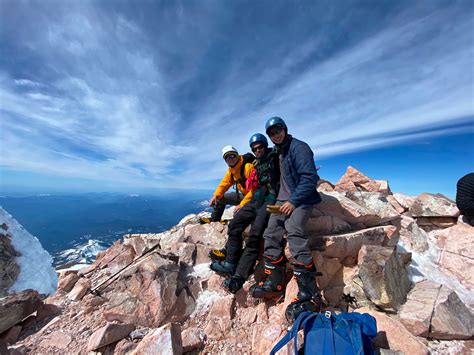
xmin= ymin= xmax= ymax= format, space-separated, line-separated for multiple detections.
xmin=205 ymin=145 xmax=254 ymax=223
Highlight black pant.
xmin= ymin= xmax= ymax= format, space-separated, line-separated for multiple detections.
xmin=211 ymin=192 xmax=242 ymax=222
xmin=226 ymin=200 xmax=272 ymax=279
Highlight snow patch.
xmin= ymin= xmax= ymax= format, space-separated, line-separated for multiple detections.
xmin=188 ymin=263 xmax=213 ymax=280
xmin=54 ymin=238 xmax=106 ymax=267
xmin=0 ymin=207 xmax=57 ymax=295
xmin=398 ymin=232 xmax=474 ymax=310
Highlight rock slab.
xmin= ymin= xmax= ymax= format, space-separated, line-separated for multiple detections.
xmin=0 ymin=289 xmax=43 ymax=333
xmin=87 ymin=322 xmax=135 ymax=351
xmin=131 ymin=322 xmax=182 ymax=355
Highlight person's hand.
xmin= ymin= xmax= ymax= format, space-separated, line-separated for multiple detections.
xmin=280 ymin=201 xmax=295 ymax=215
xmin=234 ymin=205 xmax=242 ymax=215
xmin=209 ymin=196 xmax=219 ymax=207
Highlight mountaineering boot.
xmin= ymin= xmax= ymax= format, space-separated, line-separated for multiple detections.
xmin=210 ymin=260 xmax=236 ymax=277
xmin=285 ymin=263 xmax=323 ymax=322
xmin=199 ymin=217 xmax=212 ymax=224
xmin=250 ymin=256 xmax=286 ymax=299
xmin=208 ymin=247 xmax=227 ymax=262
xmin=223 ymin=274 xmax=245 ymax=294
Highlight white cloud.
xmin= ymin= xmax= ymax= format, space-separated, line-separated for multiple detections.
xmin=1 ymin=2 xmax=472 ymax=190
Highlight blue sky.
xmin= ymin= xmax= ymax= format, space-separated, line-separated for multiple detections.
xmin=0 ymin=0 xmax=473 ymax=197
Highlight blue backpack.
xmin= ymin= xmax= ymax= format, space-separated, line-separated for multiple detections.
xmin=270 ymin=311 xmax=377 ymax=355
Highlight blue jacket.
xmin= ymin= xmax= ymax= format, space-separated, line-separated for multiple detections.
xmin=280 ymin=136 xmax=321 ymax=207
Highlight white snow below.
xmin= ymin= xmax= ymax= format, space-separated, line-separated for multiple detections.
xmin=54 ymin=238 xmax=106 ymax=266
xmin=399 ymin=233 xmax=474 ymax=311
xmin=0 ymin=207 xmax=58 ymax=295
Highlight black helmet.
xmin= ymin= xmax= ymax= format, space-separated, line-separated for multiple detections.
xmin=265 ymin=117 xmax=287 ymax=134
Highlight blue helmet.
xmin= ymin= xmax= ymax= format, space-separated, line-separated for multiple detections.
xmin=249 ymin=133 xmax=268 ymax=147
xmin=265 ymin=116 xmax=287 ymax=134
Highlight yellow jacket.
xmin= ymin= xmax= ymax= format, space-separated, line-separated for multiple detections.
xmin=213 ymin=155 xmax=254 ymax=206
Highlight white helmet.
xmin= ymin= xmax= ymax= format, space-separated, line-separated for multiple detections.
xmin=222 ymin=145 xmax=238 ymax=159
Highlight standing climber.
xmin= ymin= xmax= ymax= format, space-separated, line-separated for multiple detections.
xmin=249 ymin=117 xmax=323 ymax=322
xmin=210 ymin=134 xmax=280 ymax=291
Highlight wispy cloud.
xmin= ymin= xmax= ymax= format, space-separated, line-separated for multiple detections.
xmin=0 ymin=1 xmax=472 ymax=190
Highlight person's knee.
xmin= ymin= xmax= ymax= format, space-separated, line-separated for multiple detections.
xmin=285 ymin=222 xmax=305 ymax=237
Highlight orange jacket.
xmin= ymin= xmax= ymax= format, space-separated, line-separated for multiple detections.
xmin=213 ymin=155 xmax=254 ymax=206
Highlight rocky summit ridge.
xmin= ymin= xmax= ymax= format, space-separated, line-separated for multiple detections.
xmin=1 ymin=166 xmax=473 ymax=354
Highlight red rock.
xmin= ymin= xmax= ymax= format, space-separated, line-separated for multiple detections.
xmin=399 ymin=280 xmax=440 ymax=337
xmin=171 ymin=242 xmax=195 ymax=266
xmin=0 ymin=339 xmax=7 ymax=354
xmin=410 ymin=193 xmax=459 ymax=217
xmin=392 ymin=193 xmax=416 ymax=210
xmin=386 ymin=195 xmax=406 ymax=214
xmin=335 ymin=166 xmax=383 ymax=194
xmin=184 ymin=223 xmax=227 ymax=247
xmin=87 ymin=322 xmax=135 ymax=351
xmin=194 ymin=244 xmax=213 ymax=265
xmin=204 ymin=294 xmax=234 ymax=340
xmin=123 ymin=234 xmax=148 ymax=256
xmin=19 ymin=315 xmax=37 ymax=329
xmin=114 ymin=338 xmax=138 ymax=354
xmin=39 ymin=330 xmax=72 ymax=350
xmin=239 ymin=306 xmax=258 ymax=324
xmin=102 ymin=253 xmax=181 ymax=328
xmin=359 ymin=307 xmax=429 ymax=354
xmin=58 ymin=273 xmax=79 ymax=292
xmin=317 ymin=179 xmax=335 ymax=192
xmin=67 ymin=278 xmax=91 ymax=301
xmin=358 ymin=245 xmax=411 ymax=311
xmin=439 ymin=224 xmax=474 ymax=289
xmin=314 ymin=226 xmax=394 ymax=261
xmin=0 ymin=289 xmax=43 ymax=333
xmin=346 ymin=192 xmax=400 ymax=223
xmin=0 ymin=325 xmax=21 ymax=345
xmin=375 ymin=180 xmax=392 ymax=195
xmin=182 ymin=328 xmax=203 ymax=352
xmin=131 ymin=323 xmax=182 ymax=355
xmin=431 ymin=286 xmax=474 ymax=340
xmin=312 ymin=192 xmax=381 ymax=227
xmin=77 ymin=263 xmax=98 ymax=277
xmin=251 ymin=324 xmax=286 ymax=354
xmin=36 ymin=303 xmax=61 ymax=322
xmin=397 ymin=215 xmax=429 ymax=252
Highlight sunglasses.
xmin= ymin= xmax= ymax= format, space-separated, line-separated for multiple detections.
xmin=268 ymin=127 xmax=283 ymax=136
xmin=224 ymin=154 xmax=237 ymax=161
xmin=251 ymin=144 xmax=266 ymax=153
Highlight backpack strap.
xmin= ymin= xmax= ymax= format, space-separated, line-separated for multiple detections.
xmin=269 ymin=312 xmax=317 ymax=355
xmin=294 ymin=312 xmax=321 ymax=354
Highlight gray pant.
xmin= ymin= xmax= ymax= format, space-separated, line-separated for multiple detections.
xmin=211 ymin=192 xmax=243 ymax=222
xmin=263 ymin=201 xmax=312 ymax=264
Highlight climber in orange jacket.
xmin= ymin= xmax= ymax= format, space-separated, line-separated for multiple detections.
xmin=206 ymin=145 xmax=254 ymax=223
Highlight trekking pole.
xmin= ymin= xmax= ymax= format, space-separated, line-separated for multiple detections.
xmin=89 ymin=241 xmax=162 ymax=296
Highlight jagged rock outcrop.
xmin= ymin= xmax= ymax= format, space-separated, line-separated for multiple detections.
xmin=399 ymin=281 xmax=474 ymax=340
xmin=0 ymin=225 xmax=21 ymax=297
xmin=0 ymin=289 xmax=43 ymax=333
xmin=2 ymin=167 xmax=473 ymax=354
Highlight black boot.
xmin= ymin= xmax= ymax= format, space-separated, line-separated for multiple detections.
xmin=285 ymin=263 xmax=323 ymax=322
xmin=210 ymin=201 xmax=226 ymax=222
xmin=223 ymin=274 xmax=245 ymax=294
xmin=250 ymin=256 xmax=286 ymax=299
xmin=210 ymin=260 xmax=236 ymax=277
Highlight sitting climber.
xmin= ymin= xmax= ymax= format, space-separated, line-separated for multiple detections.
xmin=456 ymin=172 xmax=474 ymax=226
xmin=201 ymin=145 xmax=254 ymax=226
xmin=249 ymin=117 xmax=324 ymax=322
xmin=210 ymin=134 xmax=280 ymax=288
